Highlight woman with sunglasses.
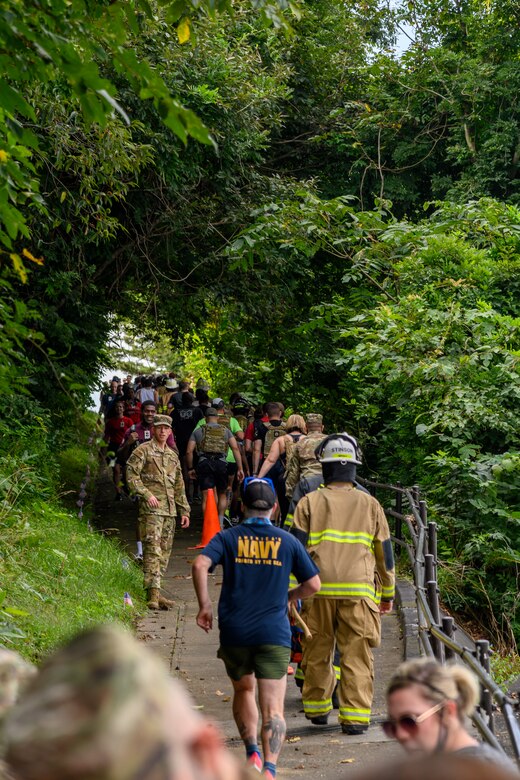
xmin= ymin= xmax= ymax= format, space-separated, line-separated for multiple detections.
xmin=384 ymin=658 xmax=518 ymax=772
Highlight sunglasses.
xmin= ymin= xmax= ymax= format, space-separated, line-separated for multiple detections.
xmin=382 ymin=701 xmax=445 ymax=739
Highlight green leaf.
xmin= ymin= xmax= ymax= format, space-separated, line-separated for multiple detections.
xmin=0 ymin=81 xmax=36 ymax=121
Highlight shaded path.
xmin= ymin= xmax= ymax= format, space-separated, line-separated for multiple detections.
xmin=94 ymin=468 xmax=403 ymax=777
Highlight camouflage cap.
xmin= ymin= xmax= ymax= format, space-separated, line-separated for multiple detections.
xmin=305 ymin=413 xmax=323 ymax=425
xmin=3 ymin=625 xmax=204 ymax=780
xmin=0 ymin=649 xmax=36 ymax=721
xmin=153 ymin=414 xmax=172 ymax=428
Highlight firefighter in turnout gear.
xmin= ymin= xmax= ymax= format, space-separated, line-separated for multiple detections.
xmin=291 ymin=433 xmax=395 ymax=735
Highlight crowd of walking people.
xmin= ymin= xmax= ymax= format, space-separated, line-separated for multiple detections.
xmin=87 ymin=370 xmax=520 ymax=780
xmin=0 ymin=371 xmax=511 ymax=779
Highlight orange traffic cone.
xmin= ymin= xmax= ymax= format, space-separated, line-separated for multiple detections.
xmin=189 ymin=489 xmax=221 ymax=549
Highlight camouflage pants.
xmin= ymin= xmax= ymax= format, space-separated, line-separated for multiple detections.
xmin=139 ymin=514 xmax=176 ymax=590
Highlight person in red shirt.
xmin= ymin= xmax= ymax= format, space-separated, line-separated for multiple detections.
xmin=104 ymin=401 xmax=133 ymax=500
xmin=123 ymin=388 xmax=141 ymax=425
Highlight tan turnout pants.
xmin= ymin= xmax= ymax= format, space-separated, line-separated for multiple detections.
xmin=301 ymin=597 xmax=381 ymax=725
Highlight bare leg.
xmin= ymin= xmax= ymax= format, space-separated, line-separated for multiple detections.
xmin=258 ymin=677 xmax=287 ymax=766
xmin=217 ymin=490 xmax=228 ymax=519
xmin=231 ymin=675 xmax=259 ymax=749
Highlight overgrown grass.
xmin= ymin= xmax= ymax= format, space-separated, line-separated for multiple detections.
xmin=490 ymin=653 xmax=520 ymax=690
xmin=0 ymin=403 xmax=145 ymax=661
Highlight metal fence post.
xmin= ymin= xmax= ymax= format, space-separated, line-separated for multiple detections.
xmin=476 ymin=640 xmax=494 ymax=732
xmin=426 ymin=579 xmax=443 ymax=662
xmin=441 ymin=616 xmax=455 ymax=660
xmin=395 ymin=482 xmax=402 ymax=558
xmin=428 ymin=520 xmax=437 ymax=578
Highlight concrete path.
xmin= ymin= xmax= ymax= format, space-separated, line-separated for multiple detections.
xmin=94 ymin=471 xmax=404 ymax=777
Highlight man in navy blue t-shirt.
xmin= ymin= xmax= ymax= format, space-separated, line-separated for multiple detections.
xmin=192 ymin=477 xmax=320 ymax=780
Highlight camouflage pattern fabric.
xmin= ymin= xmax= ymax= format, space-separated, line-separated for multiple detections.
xmin=200 ymin=424 xmax=227 ymax=455
xmin=284 ymin=432 xmax=327 ymax=498
xmin=0 ymin=649 xmax=36 ymax=772
xmin=126 ymin=440 xmax=189 ymax=517
xmin=126 ymin=440 xmax=188 ymax=591
xmin=2 ymin=624 xmax=202 ymax=780
xmin=0 ymin=650 xmax=36 ymax=723
xmin=139 ymin=514 xmax=176 ymax=589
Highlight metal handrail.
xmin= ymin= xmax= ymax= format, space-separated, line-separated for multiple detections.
xmin=358 ymin=476 xmax=520 ymax=762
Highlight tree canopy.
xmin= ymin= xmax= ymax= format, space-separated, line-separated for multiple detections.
xmin=1 ymin=0 xmax=519 ymax=646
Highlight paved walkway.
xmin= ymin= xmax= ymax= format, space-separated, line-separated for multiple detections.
xmin=94 ymin=471 xmax=403 ymax=777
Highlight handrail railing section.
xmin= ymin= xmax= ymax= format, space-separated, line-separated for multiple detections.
xmin=358 ymin=477 xmax=520 ymax=763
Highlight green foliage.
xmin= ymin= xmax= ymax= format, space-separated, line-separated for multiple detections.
xmin=0 ymin=0 xmax=299 ymax=259
xmin=0 ymin=404 xmax=145 ymax=658
xmin=225 ymin=194 xmax=520 ymax=646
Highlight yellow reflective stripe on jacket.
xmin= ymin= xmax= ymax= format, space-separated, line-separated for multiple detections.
xmin=316 ymin=582 xmax=381 ymax=604
xmin=283 ymin=513 xmax=293 ymax=530
xmin=307 ymin=529 xmax=374 ymax=548
xmin=339 ymin=707 xmax=371 ymax=723
xmin=289 ymin=574 xmax=298 ymax=588
xmin=303 ymin=698 xmax=332 ymax=715
xmin=382 ymin=584 xmax=395 ymax=599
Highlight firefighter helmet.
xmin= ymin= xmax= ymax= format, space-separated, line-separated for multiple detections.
xmin=314 ymin=433 xmax=362 ymax=465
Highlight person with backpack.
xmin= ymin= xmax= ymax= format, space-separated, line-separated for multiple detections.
xmin=252 ymin=402 xmax=286 ymax=478
xmin=171 ymin=391 xmax=204 ymax=494
xmin=284 ymin=413 xmax=327 ymax=500
xmin=186 ymin=407 xmax=244 ymax=526
xmin=258 ymin=414 xmax=307 ymax=522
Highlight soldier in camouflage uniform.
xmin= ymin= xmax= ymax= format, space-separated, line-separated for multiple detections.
xmin=284 ymin=414 xmax=327 ymax=500
xmin=3 ymin=624 xmax=251 ymax=780
xmin=126 ymin=414 xmax=190 ymax=610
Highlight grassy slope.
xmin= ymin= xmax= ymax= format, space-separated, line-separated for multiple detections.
xmin=0 ymin=413 xmax=145 ymax=662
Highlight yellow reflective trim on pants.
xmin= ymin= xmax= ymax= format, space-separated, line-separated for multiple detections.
xmin=316 ymin=582 xmax=381 ymax=604
xmin=289 ymin=574 xmax=298 ymax=588
xmin=333 ymin=664 xmax=341 ymax=681
xmin=303 ymin=698 xmax=332 ymax=715
xmin=295 ymin=666 xmax=304 ymax=681
xmin=307 ymin=529 xmax=374 ymax=548
xmin=339 ymin=707 xmax=371 ymax=723
xmin=284 ymin=513 xmax=294 ymax=530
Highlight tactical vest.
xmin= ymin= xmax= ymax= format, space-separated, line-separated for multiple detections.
xmin=234 ymin=414 xmax=249 ymax=432
xmin=217 ymin=414 xmax=231 ymax=429
xmin=284 ymin=432 xmax=303 ymax=465
xmin=200 ymin=423 xmax=227 ymax=455
xmin=263 ymin=421 xmax=286 ymax=456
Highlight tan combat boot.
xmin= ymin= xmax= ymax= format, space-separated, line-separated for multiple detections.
xmin=147 ymin=588 xmax=160 ymax=610
xmin=158 ymin=594 xmax=176 ymax=610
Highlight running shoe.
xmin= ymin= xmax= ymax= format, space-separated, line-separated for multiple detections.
xmin=246 ymin=753 xmax=262 ymax=773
